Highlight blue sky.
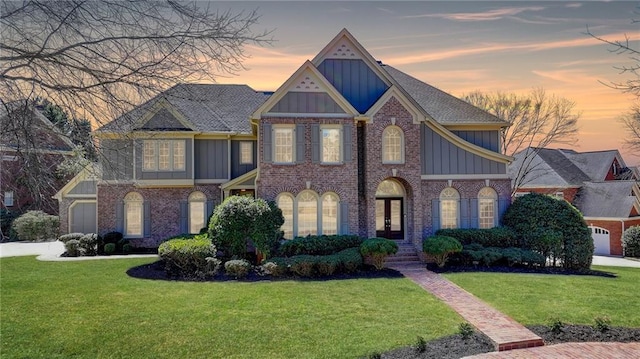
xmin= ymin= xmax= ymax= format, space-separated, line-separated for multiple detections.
xmin=213 ymin=1 xmax=639 ymax=165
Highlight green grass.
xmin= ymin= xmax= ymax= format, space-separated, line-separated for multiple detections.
xmin=444 ymin=266 xmax=640 ymax=327
xmin=0 ymin=257 xmax=460 ymax=359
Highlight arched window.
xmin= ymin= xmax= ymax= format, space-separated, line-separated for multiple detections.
xmin=321 ymin=193 xmax=339 ymax=235
xmin=478 ymin=187 xmax=497 ymax=229
xmin=124 ymin=192 xmax=143 ymax=237
xmin=277 ymin=193 xmax=294 ymax=239
xmin=382 ymin=126 xmax=404 ymax=164
xmin=440 ymin=188 xmax=459 ymax=229
xmin=297 ymin=191 xmax=318 ymax=236
xmin=188 ymin=191 xmax=207 ymax=234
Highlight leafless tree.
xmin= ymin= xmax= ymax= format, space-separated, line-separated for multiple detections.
xmin=464 ymin=88 xmax=580 ymax=193
xmin=0 ymin=0 xmax=271 ymax=238
xmin=586 ymin=15 xmax=640 ymax=152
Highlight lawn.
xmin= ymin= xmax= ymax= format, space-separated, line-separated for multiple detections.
xmin=444 ymin=266 xmax=640 ymax=327
xmin=0 ymin=256 xmax=461 ymax=359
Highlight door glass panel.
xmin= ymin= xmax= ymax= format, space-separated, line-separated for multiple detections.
xmin=375 ymin=200 xmax=385 ymax=231
xmin=390 ymin=200 xmax=401 ymax=231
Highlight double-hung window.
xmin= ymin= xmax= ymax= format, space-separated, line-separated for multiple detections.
xmin=239 ymin=141 xmax=253 ymax=164
xmin=273 ymin=126 xmax=294 ymax=163
xmin=142 ymin=140 xmax=186 ymax=171
xmin=3 ymin=191 xmax=14 ymax=207
xmin=321 ymin=126 xmax=341 ymax=164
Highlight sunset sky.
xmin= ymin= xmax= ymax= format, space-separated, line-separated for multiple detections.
xmin=213 ymin=1 xmax=639 ymax=166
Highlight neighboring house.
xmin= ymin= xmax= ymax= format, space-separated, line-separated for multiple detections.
xmin=510 ymin=147 xmax=640 ymax=256
xmin=59 ymin=29 xmax=513 ymax=249
xmin=1 ymin=102 xmax=75 ymax=215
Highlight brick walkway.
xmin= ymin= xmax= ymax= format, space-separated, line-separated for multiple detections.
xmin=390 ymin=264 xmax=544 ymax=351
xmin=463 ymin=342 xmax=640 ymax=358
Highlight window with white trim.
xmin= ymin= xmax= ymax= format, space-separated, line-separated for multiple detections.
xmin=188 ymin=191 xmax=206 ymax=234
xmin=239 ymin=141 xmax=253 ymax=164
xmin=321 ymin=193 xmax=339 ymax=235
xmin=478 ymin=187 xmax=497 ymax=229
xmin=273 ymin=126 xmax=294 ymax=163
xmin=382 ymin=126 xmax=404 ymax=164
xmin=142 ymin=140 xmax=186 ymax=171
xmin=3 ymin=191 xmax=14 ymax=207
xmin=440 ymin=187 xmax=459 ymax=229
xmin=297 ymin=191 xmax=318 ymax=236
xmin=124 ymin=192 xmax=143 ymax=237
xmin=277 ymin=193 xmax=294 ymax=239
xmin=321 ymin=126 xmax=341 ymax=164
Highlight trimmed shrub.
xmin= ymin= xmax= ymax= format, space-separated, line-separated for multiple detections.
xmin=158 ymin=237 xmax=219 ymax=279
xmin=423 ymin=235 xmax=462 ymax=268
xmin=622 ymin=226 xmax=640 ymax=257
xmin=59 ymin=233 xmax=84 ymax=243
xmin=224 ymin=259 xmax=251 ymax=279
xmin=102 ymin=231 xmax=123 ymax=244
xmin=104 ymin=243 xmax=116 ymax=255
xmin=360 ymin=238 xmax=398 ymax=270
xmin=460 ymin=245 xmax=546 ymax=267
xmin=436 ymin=227 xmax=518 ymax=248
xmin=337 ymin=247 xmax=363 ymax=273
xmin=260 ymin=261 xmax=287 ymax=277
xmin=209 ymin=196 xmax=283 ymax=261
xmin=268 ymin=247 xmax=363 ymax=278
xmin=12 ymin=211 xmax=59 ymax=242
xmin=64 ymin=239 xmax=82 ymax=257
xmin=289 ymin=255 xmax=316 ymax=277
xmin=502 ymin=193 xmax=593 ymax=270
xmin=79 ymin=233 xmax=98 ymax=256
xmin=316 ymin=256 xmax=339 ymax=276
xmin=278 ymin=235 xmax=363 ymax=257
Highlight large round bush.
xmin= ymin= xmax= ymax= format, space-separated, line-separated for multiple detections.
xmin=622 ymin=226 xmax=640 ymax=258
xmin=502 ymin=193 xmax=593 ymax=270
xmin=208 ymin=196 xmax=284 ymax=260
xmin=12 ymin=210 xmax=59 ymax=242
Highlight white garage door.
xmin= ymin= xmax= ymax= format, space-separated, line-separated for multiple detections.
xmin=589 ymin=226 xmax=610 ymax=255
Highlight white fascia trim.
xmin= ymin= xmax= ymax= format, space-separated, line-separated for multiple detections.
xmin=583 ymin=216 xmax=635 ymax=221
xmin=194 ymin=179 xmax=228 ymax=185
xmin=261 ymin=113 xmax=353 ymax=119
xmin=63 ymin=194 xmax=97 ymax=199
xmin=365 ymin=86 xmax=423 ymax=124
xmin=517 ymin=185 xmax=579 ymax=189
xmin=133 ymin=179 xmax=194 ymax=188
xmin=421 ymin=174 xmax=510 ymax=180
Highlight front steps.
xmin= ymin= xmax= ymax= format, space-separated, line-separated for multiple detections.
xmin=385 ymin=241 xmax=422 ymax=267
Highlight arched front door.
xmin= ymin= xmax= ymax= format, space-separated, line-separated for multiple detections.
xmin=375 ymin=179 xmax=404 ymax=240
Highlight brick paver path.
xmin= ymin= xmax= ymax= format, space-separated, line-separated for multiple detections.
xmin=391 ymin=264 xmax=544 ymax=351
xmin=463 ymin=342 xmax=640 ymax=358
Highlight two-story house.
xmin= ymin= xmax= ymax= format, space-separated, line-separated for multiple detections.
xmin=510 ymin=147 xmax=640 ymax=256
xmin=57 ymin=29 xmax=513 ymax=250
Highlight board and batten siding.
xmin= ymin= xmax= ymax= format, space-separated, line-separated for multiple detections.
xmin=270 ymin=92 xmax=346 ymax=114
xmin=421 ymin=125 xmax=505 ymax=175
xmin=230 ymin=140 xmax=257 ymax=179
xmin=194 ymin=139 xmax=228 ymax=180
xmin=68 ymin=180 xmax=97 ymax=195
xmin=451 ymin=130 xmax=500 ymax=153
xmin=101 ymin=139 xmax=134 ymax=180
xmin=317 ymin=59 xmax=388 ymax=113
xmin=134 ymin=139 xmax=192 ymax=180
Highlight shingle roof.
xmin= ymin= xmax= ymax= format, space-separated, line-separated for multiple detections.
xmin=559 ymin=149 xmax=620 ymax=181
xmin=381 ymin=65 xmax=508 ymax=125
xmin=97 ymin=84 xmax=270 ymax=134
xmin=573 ymin=181 xmax=638 ymax=218
xmin=535 ymin=148 xmax=591 ymax=185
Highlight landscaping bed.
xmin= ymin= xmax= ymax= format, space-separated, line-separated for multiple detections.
xmin=377 ymin=325 xmax=640 ymax=358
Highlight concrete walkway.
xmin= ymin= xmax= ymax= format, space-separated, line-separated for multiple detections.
xmin=463 ymin=342 xmax=640 ymax=358
xmin=391 ymin=263 xmax=544 ymax=351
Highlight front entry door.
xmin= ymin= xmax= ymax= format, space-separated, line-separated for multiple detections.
xmin=376 ymin=198 xmax=404 ymax=239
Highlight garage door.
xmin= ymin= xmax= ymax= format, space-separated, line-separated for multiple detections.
xmin=69 ymin=201 xmax=97 ymax=234
xmin=589 ymin=226 xmax=610 ymax=255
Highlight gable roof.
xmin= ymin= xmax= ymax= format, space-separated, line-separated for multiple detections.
xmin=382 ymin=65 xmax=508 ymax=126
xmin=96 ymin=84 xmax=270 ymax=134
xmin=0 ymin=102 xmax=75 ymax=152
xmin=559 ymin=149 xmax=624 ymax=181
xmin=535 ymin=148 xmax=591 ymax=185
xmin=574 ymin=181 xmax=640 ymax=218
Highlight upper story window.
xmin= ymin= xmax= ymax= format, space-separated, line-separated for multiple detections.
xmin=382 ymin=126 xmax=404 ymax=164
xmin=273 ymin=126 xmax=294 ymax=163
xmin=321 ymin=126 xmax=341 ymax=164
xmin=143 ymin=140 xmax=185 ymax=171
xmin=440 ymin=187 xmax=460 ymax=229
xmin=239 ymin=141 xmax=253 ymax=165
xmin=124 ymin=192 xmax=143 ymax=237
xmin=478 ymin=187 xmax=497 ymax=229
xmin=3 ymin=191 xmax=14 ymax=207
